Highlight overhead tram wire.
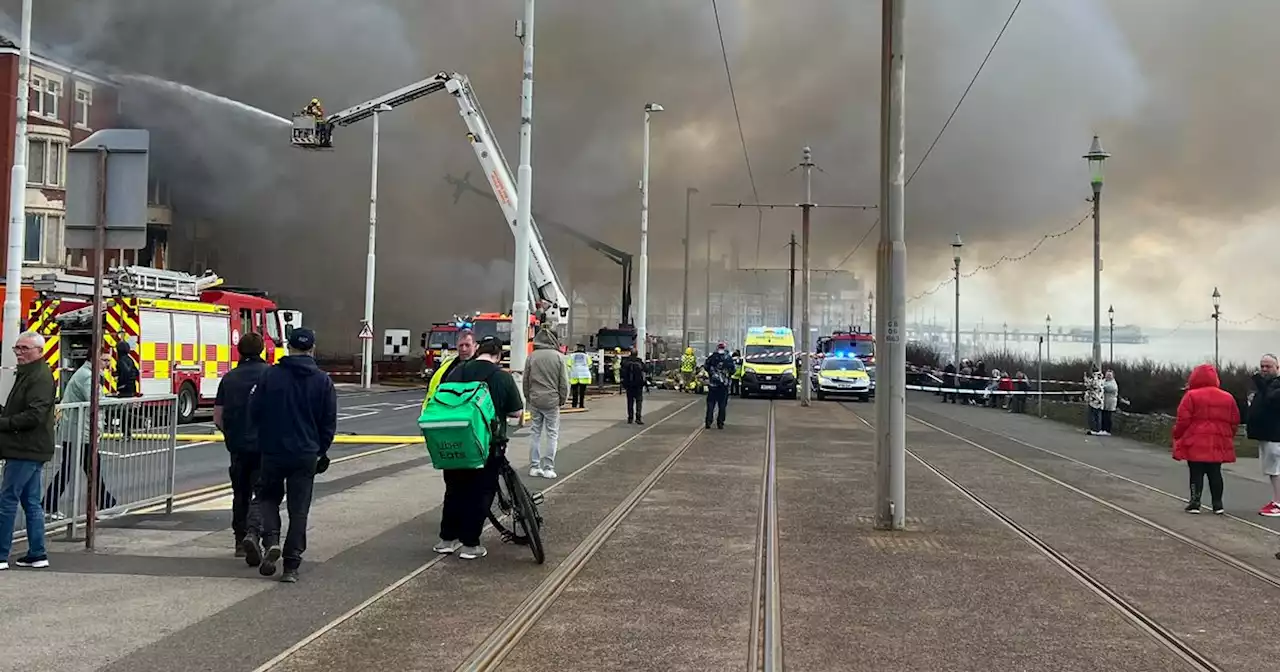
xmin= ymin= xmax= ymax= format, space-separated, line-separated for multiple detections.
xmin=711 ymin=0 xmax=765 ymax=266
xmin=834 ymin=0 xmax=1025 ymax=271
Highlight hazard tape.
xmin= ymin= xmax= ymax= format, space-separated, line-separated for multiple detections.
xmin=905 ymin=384 xmax=1078 ymax=396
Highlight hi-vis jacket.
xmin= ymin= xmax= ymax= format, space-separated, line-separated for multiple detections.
xmin=568 ymin=351 xmax=592 ymax=384
xmin=680 ymin=352 xmax=696 ymax=373
xmin=732 ymin=354 xmax=744 ymax=379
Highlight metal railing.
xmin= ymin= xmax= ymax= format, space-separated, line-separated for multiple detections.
xmin=4 ymin=394 xmax=178 ymax=541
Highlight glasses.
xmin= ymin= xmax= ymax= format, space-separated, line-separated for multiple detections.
xmin=12 ymin=344 xmax=37 ymax=351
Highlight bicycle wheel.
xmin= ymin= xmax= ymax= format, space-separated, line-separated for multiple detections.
xmin=507 ymin=469 xmax=546 ymax=564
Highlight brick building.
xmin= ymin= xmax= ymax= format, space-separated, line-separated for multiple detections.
xmin=0 ymin=37 xmax=171 ymax=277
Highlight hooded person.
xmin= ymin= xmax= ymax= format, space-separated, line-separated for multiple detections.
xmin=523 ymin=328 xmax=569 ymax=479
xmin=1172 ymin=364 xmax=1240 ymax=514
xmin=242 ymin=327 xmax=338 ymax=583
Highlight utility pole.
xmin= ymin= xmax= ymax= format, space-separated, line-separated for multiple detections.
xmin=510 ymin=0 xmax=537 ymax=391
xmin=874 ymin=0 xmax=907 ymax=531
xmin=704 ymin=228 xmax=713 ymax=356
xmin=681 ymin=187 xmax=698 ymax=350
xmin=867 ymin=290 xmax=874 ymax=330
xmin=636 ymin=102 xmax=664 ymax=361
xmin=360 ymin=104 xmax=391 ymax=389
xmin=786 ymin=233 xmax=797 ymax=330
xmin=1 ymin=0 xmax=32 ymax=398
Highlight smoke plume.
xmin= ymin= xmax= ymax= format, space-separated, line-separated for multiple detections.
xmin=2 ymin=0 xmax=1275 ymax=342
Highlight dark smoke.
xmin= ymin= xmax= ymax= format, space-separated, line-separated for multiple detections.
xmin=2 ymin=0 xmax=1274 ymax=338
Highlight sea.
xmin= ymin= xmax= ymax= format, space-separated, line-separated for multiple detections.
xmin=936 ymin=328 xmax=1275 ymax=369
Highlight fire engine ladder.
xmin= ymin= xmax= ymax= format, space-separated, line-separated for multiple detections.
xmin=110 ymin=266 xmax=224 ymax=299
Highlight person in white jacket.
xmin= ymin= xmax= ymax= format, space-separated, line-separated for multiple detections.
xmin=1101 ymin=369 xmax=1119 ymax=436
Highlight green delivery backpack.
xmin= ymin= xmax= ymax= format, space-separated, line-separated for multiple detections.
xmin=418 ymin=381 xmax=499 ymax=470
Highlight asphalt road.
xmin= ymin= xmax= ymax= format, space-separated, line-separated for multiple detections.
xmin=119 ymin=388 xmax=428 ymax=499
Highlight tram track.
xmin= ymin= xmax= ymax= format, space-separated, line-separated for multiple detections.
xmin=458 ymin=401 xmax=785 ymax=671
xmin=840 ymin=402 xmax=1226 ymax=671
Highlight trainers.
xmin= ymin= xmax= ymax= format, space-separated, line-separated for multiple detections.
xmin=1185 ymin=503 xmax=1201 ymax=514
xmin=529 ymin=465 xmax=544 ymax=478
xmin=241 ymin=536 xmax=263 ymax=568
xmin=541 ymin=467 xmax=557 ymax=479
xmin=0 ymin=561 xmax=7 ymax=571
xmin=459 ymin=545 xmax=487 ymax=560
xmin=433 ymin=538 xmax=462 ymax=554
xmin=1260 ymin=502 xmax=1280 ymax=517
xmin=280 ymin=569 xmax=299 ymax=583
xmin=15 ymin=555 xmax=49 ymax=568
xmin=1213 ymin=506 xmax=1226 ymax=515
xmin=259 ymin=544 xmax=281 ymax=576
xmin=636 ymin=418 xmax=644 ymax=425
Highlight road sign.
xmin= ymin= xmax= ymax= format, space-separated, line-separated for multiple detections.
xmin=65 ymin=129 xmax=150 ymax=250
xmin=358 ymin=323 xmax=374 ymax=340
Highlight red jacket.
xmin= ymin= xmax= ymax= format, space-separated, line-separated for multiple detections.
xmin=1172 ymin=364 xmax=1240 ymax=464
xmin=999 ymin=376 xmax=1014 ymax=392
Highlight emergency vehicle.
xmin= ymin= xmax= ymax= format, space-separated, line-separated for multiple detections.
xmin=741 ymin=326 xmax=798 ymax=399
xmin=817 ymin=329 xmax=876 ymax=365
xmin=29 ymin=266 xmax=296 ymax=424
xmin=420 ymin=322 xmax=461 ymax=375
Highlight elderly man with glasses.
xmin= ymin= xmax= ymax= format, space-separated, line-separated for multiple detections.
xmin=0 ymin=331 xmax=57 ymax=570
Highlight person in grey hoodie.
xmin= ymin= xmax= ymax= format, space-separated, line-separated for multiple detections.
xmin=523 ymin=328 xmax=568 ymax=479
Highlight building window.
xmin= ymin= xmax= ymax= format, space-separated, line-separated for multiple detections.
xmin=24 ymin=213 xmax=62 ymax=265
xmin=74 ymin=85 xmax=92 ymax=128
xmin=27 ymin=138 xmax=66 ymax=187
xmin=30 ymin=74 xmax=62 ymax=121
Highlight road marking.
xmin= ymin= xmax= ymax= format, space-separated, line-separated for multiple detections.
xmin=392 ymin=403 xmax=421 ymax=411
xmin=132 ymin=443 xmax=417 ymax=515
xmin=336 ymin=411 xmax=379 ymax=421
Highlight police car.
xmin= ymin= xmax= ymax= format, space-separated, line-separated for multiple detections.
xmin=812 ymin=356 xmax=873 ymax=402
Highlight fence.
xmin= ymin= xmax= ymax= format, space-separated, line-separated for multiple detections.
xmin=4 ymin=394 xmax=178 ymax=541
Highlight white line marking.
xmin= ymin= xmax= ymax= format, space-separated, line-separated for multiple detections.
xmin=336 ymin=411 xmax=379 ymax=421
xmin=392 ymin=403 xmax=420 ymax=411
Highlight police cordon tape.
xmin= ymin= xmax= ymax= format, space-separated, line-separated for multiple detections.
xmin=634 ymin=349 xmax=1090 ymax=387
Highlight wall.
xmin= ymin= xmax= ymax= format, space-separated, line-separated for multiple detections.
xmin=1037 ymin=399 xmax=1253 ymax=458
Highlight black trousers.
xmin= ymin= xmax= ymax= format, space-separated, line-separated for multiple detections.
xmin=248 ymin=454 xmax=317 ymax=571
xmin=1188 ymin=461 xmax=1225 ymax=507
xmin=440 ymin=452 xmax=501 ymax=547
xmin=229 ymin=452 xmax=261 ymax=543
xmin=570 ymin=383 xmax=587 ymax=408
xmin=1101 ymin=410 xmax=1114 ymax=433
xmin=625 ymin=386 xmax=644 ymax=421
xmin=706 ymin=386 xmax=729 ymax=427
xmin=45 ymin=441 xmax=117 ymax=514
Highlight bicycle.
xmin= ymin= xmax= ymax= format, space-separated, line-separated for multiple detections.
xmin=487 ymin=446 xmax=546 ymax=564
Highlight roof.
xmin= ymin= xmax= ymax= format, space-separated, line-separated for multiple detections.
xmin=0 ymin=24 xmax=115 ymax=85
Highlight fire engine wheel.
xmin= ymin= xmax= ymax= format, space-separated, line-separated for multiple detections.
xmin=177 ymin=383 xmax=198 ymax=425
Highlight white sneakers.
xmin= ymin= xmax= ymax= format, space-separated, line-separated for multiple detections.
xmin=529 ymin=465 xmax=557 ymax=480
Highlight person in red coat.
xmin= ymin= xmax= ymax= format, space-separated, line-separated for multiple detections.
xmin=1172 ymin=364 xmax=1241 ymax=514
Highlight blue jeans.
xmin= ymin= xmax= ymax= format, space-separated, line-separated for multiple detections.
xmin=0 ymin=459 xmax=47 ymax=559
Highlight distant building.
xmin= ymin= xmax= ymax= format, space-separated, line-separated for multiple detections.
xmin=0 ymin=37 xmax=171 ymax=277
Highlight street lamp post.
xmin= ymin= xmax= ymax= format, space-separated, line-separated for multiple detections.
xmin=636 ymin=102 xmax=664 ymax=362
xmin=867 ymin=290 xmax=873 ymax=330
xmin=1212 ymin=287 xmax=1221 ymax=368
xmin=681 ymin=186 xmax=698 ymax=350
xmin=1045 ymin=314 xmax=1052 ymax=362
xmin=510 ymin=0 xmax=538 ymax=393
xmin=1107 ymin=304 xmax=1115 ymax=365
xmin=1002 ymin=322 xmax=1008 ymax=353
xmin=951 ymin=233 xmax=962 ymax=365
xmin=360 ymin=103 xmax=393 ymax=389
xmin=0 ymin=0 xmax=32 ymax=398
xmin=1084 ymin=135 xmax=1111 ymax=375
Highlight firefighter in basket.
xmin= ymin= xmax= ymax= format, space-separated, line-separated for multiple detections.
xmin=302 ymin=98 xmax=330 ymax=146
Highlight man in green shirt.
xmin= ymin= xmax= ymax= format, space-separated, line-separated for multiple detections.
xmin=44 ymin=351 xmax=118 ymax=518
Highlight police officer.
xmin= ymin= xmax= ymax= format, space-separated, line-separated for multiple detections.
xmin=730 ymin=349 xmax=744 ymax=396
xmin=567 ymin=344 xmax=592 ymax=408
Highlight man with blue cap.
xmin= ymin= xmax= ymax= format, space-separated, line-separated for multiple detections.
xmin=241 ymin=327 xmax=337 ymax=583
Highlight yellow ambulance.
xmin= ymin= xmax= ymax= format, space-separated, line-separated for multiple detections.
xmin=741 ymin=326 xmax=797 ymax=399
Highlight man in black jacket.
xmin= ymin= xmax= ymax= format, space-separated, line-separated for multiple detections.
xmin=1248 ymin=354 xmax=1280 ymax=517
xmin=704 ymin=342 xmax=735 ymax=429
xmin=214 ymin=332 xmax=271 ymax=561
xmin=0 ymin=331 xmax=56 ymax=570
xmin=241 ymin=328 xmax=337 ymax=583
xmin=620 ymin=347 xmax=646 ymax=425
